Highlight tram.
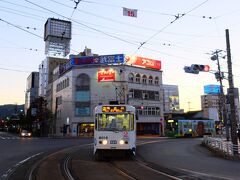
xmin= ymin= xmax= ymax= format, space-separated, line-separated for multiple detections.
xmin=93 ymin=105 xmax=136 ymax=159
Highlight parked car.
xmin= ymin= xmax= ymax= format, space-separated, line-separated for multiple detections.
xmin=20 ymin=130 xmax=32 ymax=137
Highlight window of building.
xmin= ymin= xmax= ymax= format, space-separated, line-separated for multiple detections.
xmin=75 ymin=107 xmax=90 ymax=116
xmin=128 ymin=89 xmax=134 ymax=99
xmin=142 ymin=90 xmax=149 ymax=99
xmin=66 ymin=78 xmax=69 ymax=87
xmin=135 ymin=73 xmax=141 ymax=83
xmin=76 ymin=73 xmax=90 ymax=90
xmin=155 ymin=77 xmax=159 ymax=85
xmin=137 ymin=106 xmax=161 ymax=116
xmin=149 ymin=76 xmax=153 ymax=84
xmin=155 ymin=92 xmax=159 ymax=100
xmin=142 ymin=75 xmax=147 ymax=84
xmin=133 ymin=89 xmax=142 ymax=99
xmin=75 ymin=74 xmax=90 ymax=117
xmin=128 ymin=73 xmax=134 ymax=82
xmin=63 ymin=79 xmax=66 ymax=88
xmin=75 ymin=91 xmax=90 ymax=102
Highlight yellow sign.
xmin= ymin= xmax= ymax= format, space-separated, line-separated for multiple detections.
xmin=102 ymin=106 xmax=126 ymax=113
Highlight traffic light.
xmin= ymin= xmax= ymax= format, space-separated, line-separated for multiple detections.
xmin=191 ymin=64 xmax=210 ymax=72
xmin=184 ymin=66 xmax=199 ymax=74
xmin=214 ymin=72 xmax=224 ymax=81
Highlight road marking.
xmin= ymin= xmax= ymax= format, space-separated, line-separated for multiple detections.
xmin=135 ymin=159 xmax=182 ymax=180
xmin=1 ymin=152 xmax=44 ymax=179
xmin=137 ymin=140 xmax=163 ymax=146
xmin=177 ymin=168 xmax=232 ymax=180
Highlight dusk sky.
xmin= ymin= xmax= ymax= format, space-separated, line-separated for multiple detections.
xmin=1 ymin=0 xmax=240 ymax=111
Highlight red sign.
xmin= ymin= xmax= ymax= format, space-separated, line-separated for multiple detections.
xmin=125 ymin=55 xmax=161 ymax=70
xmin=98 ymin=68 xmax=115 ymax=82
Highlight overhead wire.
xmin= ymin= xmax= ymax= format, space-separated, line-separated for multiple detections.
xmin=25 ymin=0 xmax=139 ymax=47
xmin=1 ymin=0 xmax=218 ymax=54
xmin=134 ymin=0 xmax=209 ymax=54
xmin=3 ymin=0 xmax=240 ymax=69
xmin=24 ymin=0 xmax=216 ymax=62
xmin=0 ymin=18 xmax=43 ymax=39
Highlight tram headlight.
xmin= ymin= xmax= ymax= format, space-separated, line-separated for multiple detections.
xmin=102 ymin=139 xmax=108 ymax=145
xmin=119 ymin=140 xmax=124 ymax=145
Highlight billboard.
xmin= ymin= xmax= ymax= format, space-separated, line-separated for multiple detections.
xmin=204 ymin=85 xmax=220 ymax=94
xmin=169 ymin=96 xmax=180 ymax=110
xmin=70 ymin=54 xmax=124 ymax=66
xmin=125 ymin=55 xmax=161 ymax=70
xmin=98 ymin=68 xmax=116 ymax=82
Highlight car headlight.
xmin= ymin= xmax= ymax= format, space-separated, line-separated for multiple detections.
xmin=28 ymin=133 xmax=31 ymax=136
xmin=119 ymin=140 xmax=125 ymax=145
xmin=21 ymin=133 xmax=25 ymax=136
xmin=102 ymin=139 xmax=108 ymax=145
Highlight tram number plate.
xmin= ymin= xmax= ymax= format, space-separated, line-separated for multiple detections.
xmin=110 ymin=140 xmax=117 ymax=144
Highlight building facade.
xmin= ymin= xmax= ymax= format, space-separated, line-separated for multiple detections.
xmin=201 ymin=94 xmax=221 ymax=121
xmin=51 ymin=55 xmax=164 ymax=136
xmin=24 ymin=72 xmax=39 ymax=114
xmin=162 ymin=84 xmax=184 ymax=127
xmin=162 ymin=84 xmax=183 ymax=113
xmin=38 ymin=57 xmax=68 ymax=110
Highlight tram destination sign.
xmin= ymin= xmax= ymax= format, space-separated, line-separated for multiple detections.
xmin=102 ymin=106 xmax=126 ymax=113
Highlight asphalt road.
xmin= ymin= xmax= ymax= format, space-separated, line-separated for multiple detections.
xmin=1 ymin=132 xmax=240 ymax=180
xmin=137 ymin=137 xmax=240 ymax=179
xmin=0 ymin=131 xmax=92 ymax=179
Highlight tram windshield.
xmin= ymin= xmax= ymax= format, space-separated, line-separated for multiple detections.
xmin=96 ymin=113 xmax=134 ymax=131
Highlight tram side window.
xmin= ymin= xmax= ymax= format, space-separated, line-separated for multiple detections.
xmin=130 ymin=114 xmax=134 ymax=131
xmin=95 ymin=115 xmax=98 ymax=130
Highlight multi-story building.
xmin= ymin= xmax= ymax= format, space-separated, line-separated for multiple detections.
xmin=24 ymin=72 xmax=39 ymax=114
xmin=163 ymin=84 xmax=183 ymax=113
xmin=38 ymin=57 xmax=68 ymax=110
xmin=162 ymin=84 xmax=184 ymax=123
xmin=51 ymin=54 xmax=164 ymax=136
xmin=201 ymin=94 xmax=221 ymax=121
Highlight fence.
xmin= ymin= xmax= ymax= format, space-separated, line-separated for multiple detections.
xmin=203 ymin=136 xmax=240 ymax=157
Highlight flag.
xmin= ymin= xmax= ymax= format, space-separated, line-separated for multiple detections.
xmin=123 ymin=7 xmax=137 ymax=18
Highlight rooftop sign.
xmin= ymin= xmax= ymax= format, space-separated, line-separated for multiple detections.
xmin=125 ymin=55 xmax=161 ymax=70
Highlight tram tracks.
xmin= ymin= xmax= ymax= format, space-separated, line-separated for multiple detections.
xmin=62 ymin=155 xmax=74 ymax=180
xmin=25 ymin=142 xmax=183 ymax=180
xmin=27 ymin=143 xmax=92 ymax=180
xmin=10 ymin=141 xmax=193 ymax=180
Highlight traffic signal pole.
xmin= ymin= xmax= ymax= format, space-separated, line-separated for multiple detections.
xmin=225 ymin=29 xmax=238 ymax=154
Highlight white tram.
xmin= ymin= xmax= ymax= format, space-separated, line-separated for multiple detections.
xmin=93 ymin=105 xmax=136 ymax=158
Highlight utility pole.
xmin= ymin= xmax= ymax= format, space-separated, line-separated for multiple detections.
xmin=225 ymin=29 xmax=238 ymax=154
xmin=211 ymin=50 xmax=229 ymax=140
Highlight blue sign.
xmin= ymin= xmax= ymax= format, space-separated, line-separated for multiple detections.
xmin=204 ymin=85 xmax=220 ymax=94
xmin=71 ymin=54 xmax=124 ymax=66
xmin=59 ymin=54 xmax=125 ymax=76
xmin=99 ymin=54 xmax=124 ymax=64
